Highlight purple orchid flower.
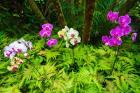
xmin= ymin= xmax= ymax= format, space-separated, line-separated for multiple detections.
xmin=110 ymin=26 xmax=124 ymax=37
xmin=121 ymin=25 xmax=132 ymax=36
xmin=47 ymin=38 xmax=58 ymax=47
xmin=118 ymin=14 xmax=131 ymax=27
xmin=42 ymin=23 xmax=53 ymax=31
xmin=39 ymin=29 xmax=52 ymax=38
xmin=107 ymin=11 xmax=119 ymax=22
xmin=102 ymin=35 xmax=110 ymax=46
xmin=102 ymin=35 xmax=122 ymax=47
xmin=109 ymin=37 xmax=122 ymax=47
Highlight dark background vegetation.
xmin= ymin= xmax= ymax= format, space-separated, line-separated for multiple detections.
xmin=0 ymin=0 xmax=140 ymax=43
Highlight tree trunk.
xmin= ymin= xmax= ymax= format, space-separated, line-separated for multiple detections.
xmin=28 ymin=0 xmax=47 ymax=23
xmin=53 ymin=0 xmax=67 ymax=27
xmin=82 ymin=0 xmax=96 ymax=43
xmin=119 ymin=0 xmax=138 ymax=15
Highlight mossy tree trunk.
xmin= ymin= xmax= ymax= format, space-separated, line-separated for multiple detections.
xmin=28 ymin=0 xmax=47 ymax=23
xmin=119 ymin=0 xmax=138 ymax=15
xmin=82 ymin=0 xmax=96 ymax=43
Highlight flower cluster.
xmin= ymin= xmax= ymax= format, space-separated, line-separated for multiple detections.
xmin=58 ymin=26 xmax=81 ymax=47
xmin=4 ymin=38 xmax=32 ymax=59
xmin=39 ymin=23 xmax=53 ymax=38
xmin=102 ymin=11 xmax=132 ymax=47
xmin=39 ymin=23 xmax=57 ymax=47
xmin=7 ymin=57 xmax=23 ymax=72
xmin=107 ymin=11 xmax=119 ymax=23
xmin=47 ymin=38 xmax=58 ymax=47
xmin=4 ymin=39 xmax=32 ymax=72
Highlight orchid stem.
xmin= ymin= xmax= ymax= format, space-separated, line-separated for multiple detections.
xmin=57 ymin=39 xmax=63 ymax=50
xmin=72 ymin=48 xmax=75 ymax=64
xmin=110 ymin=46 xmax=119 ymax=75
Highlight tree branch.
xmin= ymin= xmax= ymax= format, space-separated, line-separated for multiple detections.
xmin=53 ymin=0 xmax=67 ymax=27
xmin=28 ymin=0 xmax=47 ymax=23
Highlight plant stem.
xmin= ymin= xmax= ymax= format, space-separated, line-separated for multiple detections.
xmin=72 ymin=47 xmax=75 ymax=64
xmin=110 ymin=47 xmax=119 ymax=75
xmin=57 ymin=39 xmax=63 ymax=50
xmin=71 ymin=47 xmax=80 ymax=72
xmin=72 ymin=47 xmax=78 ymax=71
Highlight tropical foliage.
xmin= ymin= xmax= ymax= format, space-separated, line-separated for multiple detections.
xmin=0 ymin=0 xmax=140 ymax=93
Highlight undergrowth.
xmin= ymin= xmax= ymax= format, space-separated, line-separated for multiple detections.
xmin=0 ymin=33 xmax=140 ymax=93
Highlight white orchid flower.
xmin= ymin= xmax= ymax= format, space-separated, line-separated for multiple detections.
xmin=70 ymin=37 xmax=81 ymax=46
xmin=67 ymin=28 xmax=79 ymax=39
